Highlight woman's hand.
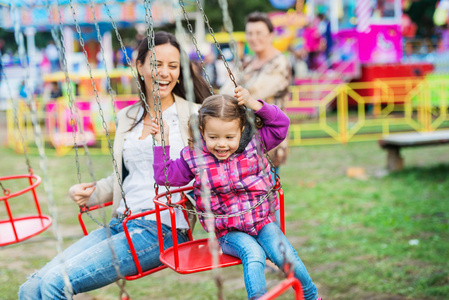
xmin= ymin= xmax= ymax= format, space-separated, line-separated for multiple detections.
xmin=234 ymin=86 xmax=263 ymax=111
xmin=150 ymin=118 xmax=170 ymax=145
xmin=69 ymin=182 xmax=96 ymax=206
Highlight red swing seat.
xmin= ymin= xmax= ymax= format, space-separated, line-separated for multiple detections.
xmin=153 ymin=183 xmax=285 ymax=274
xmin=0 ymin=173 xmax=52 ymax=247
xmin=78 ymin=190 xmax=193 ymax=280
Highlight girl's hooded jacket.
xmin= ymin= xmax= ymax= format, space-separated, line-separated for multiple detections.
xmin=153 ymin=101 xmax=289 ymax=238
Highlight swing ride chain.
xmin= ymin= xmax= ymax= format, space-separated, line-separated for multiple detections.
xmin=55 ymin=3 xmax=89 ymax=187
xmin=178 ymin=0 xmax=215 ymax=95
xmin=117 ymin=278 xmax=130 ymax=300
xmin=217 ymin=0 xmax=242 ymax=72
xmin=194 ymin=0 xmax=238 ymax=89
xmin=278 ymin=241 xmax=293 ymax=279
xmin=67 ymin=0 xmax=131 ymax=225
xmin=87 ymin=0 xmax=118 ymax=126
xmin=195 ymin=0 xmax=268 ymax=147
xmin=144 ymin=0 xmax=172 ymax=195
xmin=167 ymin=188 xmax=275 ymax=219
xmin=143 ymin=0 xmax=160 ymax=149
xmin=0 ymin=181 xmax=10 ymax=196
xmin=102 ymin=0 xmax=151 ymax=117
xmin=60 ymin=4 xmax=131 ymax=298
xmin=0 ymin=53 xmax=33 ymax=174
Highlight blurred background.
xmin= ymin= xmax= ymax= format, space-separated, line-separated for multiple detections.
xmin=0 ymin=1 xmax=448 ymax=299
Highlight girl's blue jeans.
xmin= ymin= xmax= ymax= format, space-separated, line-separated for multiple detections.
xmin=218 ymin=222 xmax=317 ymax=300
xmin=18 ymin=218 xmax=188 ymax=300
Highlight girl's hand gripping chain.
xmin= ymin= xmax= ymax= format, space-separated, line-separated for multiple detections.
xmin=234 ymin=86 xmax=263 ymax=111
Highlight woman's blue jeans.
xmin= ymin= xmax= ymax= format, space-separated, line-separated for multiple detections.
xmin=218 ymin=222 xmax=317 ymax=300
xmin=18 ymin=218 xmax=188 ymax=300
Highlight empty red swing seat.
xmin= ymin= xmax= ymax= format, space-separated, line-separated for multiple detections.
xmin=0 ymin=173 xmax=52 ymax=247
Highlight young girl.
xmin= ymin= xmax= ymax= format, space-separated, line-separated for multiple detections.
xmin=152 ymin=86 xmax=319 ymax=300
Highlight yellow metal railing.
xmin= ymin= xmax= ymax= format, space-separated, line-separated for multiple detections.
xmin=5 ymin=77 xmax=449 ymax=154
xmin=287 ymin=77 xmax=449 ymax=146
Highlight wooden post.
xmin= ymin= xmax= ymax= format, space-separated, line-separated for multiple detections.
xmin=386 ymin=147 xmax=403 ymax=171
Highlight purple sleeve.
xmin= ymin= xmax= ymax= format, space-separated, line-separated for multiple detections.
xmin=153 ymin=146 xmax=195 ymax=186
xmin=254 ymin=100 xmax=290 ymax=151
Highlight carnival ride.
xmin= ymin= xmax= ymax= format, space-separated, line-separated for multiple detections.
xmin=1 ymin=0 xmax=306 ymax=299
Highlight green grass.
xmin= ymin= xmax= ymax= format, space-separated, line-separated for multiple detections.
xmin=1 ymin=141 xmax=448 ymax=299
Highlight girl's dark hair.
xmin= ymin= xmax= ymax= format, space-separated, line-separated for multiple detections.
xmin=130 ymin=31 xmax=210 ymax=129
xmin=245 ymin=12 xmax=274 ymax=33
xmin=198 ymin=95 xmax=246 ymax=132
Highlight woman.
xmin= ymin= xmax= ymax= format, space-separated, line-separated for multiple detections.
xmin=19 ymin=31 xmax=210 ymax=300
xmin=220 ymin=12 xmax=291 ymax=225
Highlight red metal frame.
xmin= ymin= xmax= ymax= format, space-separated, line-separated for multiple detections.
xmin=153 ymin=183 xmax=285 ymax=274
xmin=78 ymin=191 xmax=193 ymax=280
xmin=259 ymin=272 xmax=304 ymax=300
xmin=0 ymin=173 xmax=52 ymax=247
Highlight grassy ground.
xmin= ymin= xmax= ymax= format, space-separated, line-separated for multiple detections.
xmin=0 ymin=141 xmax=448 ymax=300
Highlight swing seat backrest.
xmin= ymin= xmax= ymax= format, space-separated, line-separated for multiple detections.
xmin=153 ymin=183 xmax=285 ymax=274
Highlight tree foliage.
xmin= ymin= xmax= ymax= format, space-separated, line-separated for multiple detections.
xmin=203 ymin=0 xmax=283 ymax=32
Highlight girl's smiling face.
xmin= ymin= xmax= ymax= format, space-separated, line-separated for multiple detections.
xmin=202 ymin=117 xmax=242 ymax=160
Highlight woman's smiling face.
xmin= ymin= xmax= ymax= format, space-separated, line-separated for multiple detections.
xmin=245 ymin=21 xmax=273 ymax=54
xmin=138 ymin=43 xmax=181 ymax=103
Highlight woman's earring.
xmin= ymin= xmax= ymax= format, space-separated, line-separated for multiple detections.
xmin=177 ymin=79 xmax=180 ymax=84
xmin=140 ymin=76 xmax=144 ymax=81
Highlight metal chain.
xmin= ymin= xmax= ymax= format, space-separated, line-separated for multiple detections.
xmin=178 ymin=0 xmax=215 ymax=95
xmin=14 ymin=3 xmax=73 ymax=297
xmin=143 ymin=0 xmax=171 ymax=194
xmin=194 ymin=0 xmax=277 ymax=180
xmin=55 ymin=2 xmax=113 ymax=227
xmin=101 ymin=0 xmax=153 ymax=118
xmin=0 ymin=180 xmax=10 ymax=196
xmin=194 ymin=0 xmax=237 ymax=88
xmin=54 ymin=4 xmax=93 ymax=185
xmin=0 ymin=50 xmax=32 ymax=174
xmin=63 ymin=2 xmax=131 ymax=297
xmin=88 ymin=0 xmax=118 ymax=126
xmin=67 ymin=0 xmax=130 ymax=224
xmin=168 ymin=188 xmax=275 ymax=218
xmin=217 ymin=0 xmax=242 ymax=72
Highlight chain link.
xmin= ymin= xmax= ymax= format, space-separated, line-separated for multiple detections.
xmin=101 ymin=0 xmax=152 ymax=117
xmin=55 ymin=4 xmax=91 ymax=186
xmin=62 ymin=2 xmax=132 ymax=297
xmin=0 ymin=49 xmax=32 ymax=174
xmin=192 ymin=0 xmax=277 ymax=181
xmin=0 ymin=181 xmax=10 ymax=196
xmin=179 ymin=0 xmax=215 ymax=95
xmin=217 ymin=0 xmax=242 ymax=72
xmin=88 ymin=0 xmax=118 ymax=127
xmin=143 ymin=0 xmax=171 ymax=195
xmin=13 ymin=2 xmax=74 ymax=297
xmin=67 ymin=0 xmax=130 ymax=227
xmin=194 ymin=0 xmax=237 ymax=88
xmin=167 ymin=188 xmax=275 ymax=218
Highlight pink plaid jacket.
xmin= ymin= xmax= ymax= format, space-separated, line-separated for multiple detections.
xmin=153 ymin=101 xmax=289 ymax=238
xmin=182 ymin=137 xmax=279 ymax=238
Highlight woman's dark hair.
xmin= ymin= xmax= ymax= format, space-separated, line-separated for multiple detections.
xmin=130 ymin=31 xmax=210 ymax=129
xmin=245 ymin=12 xmax=274 ymax=33
xmin=198 ymin=95 xmax=246 ymax=132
